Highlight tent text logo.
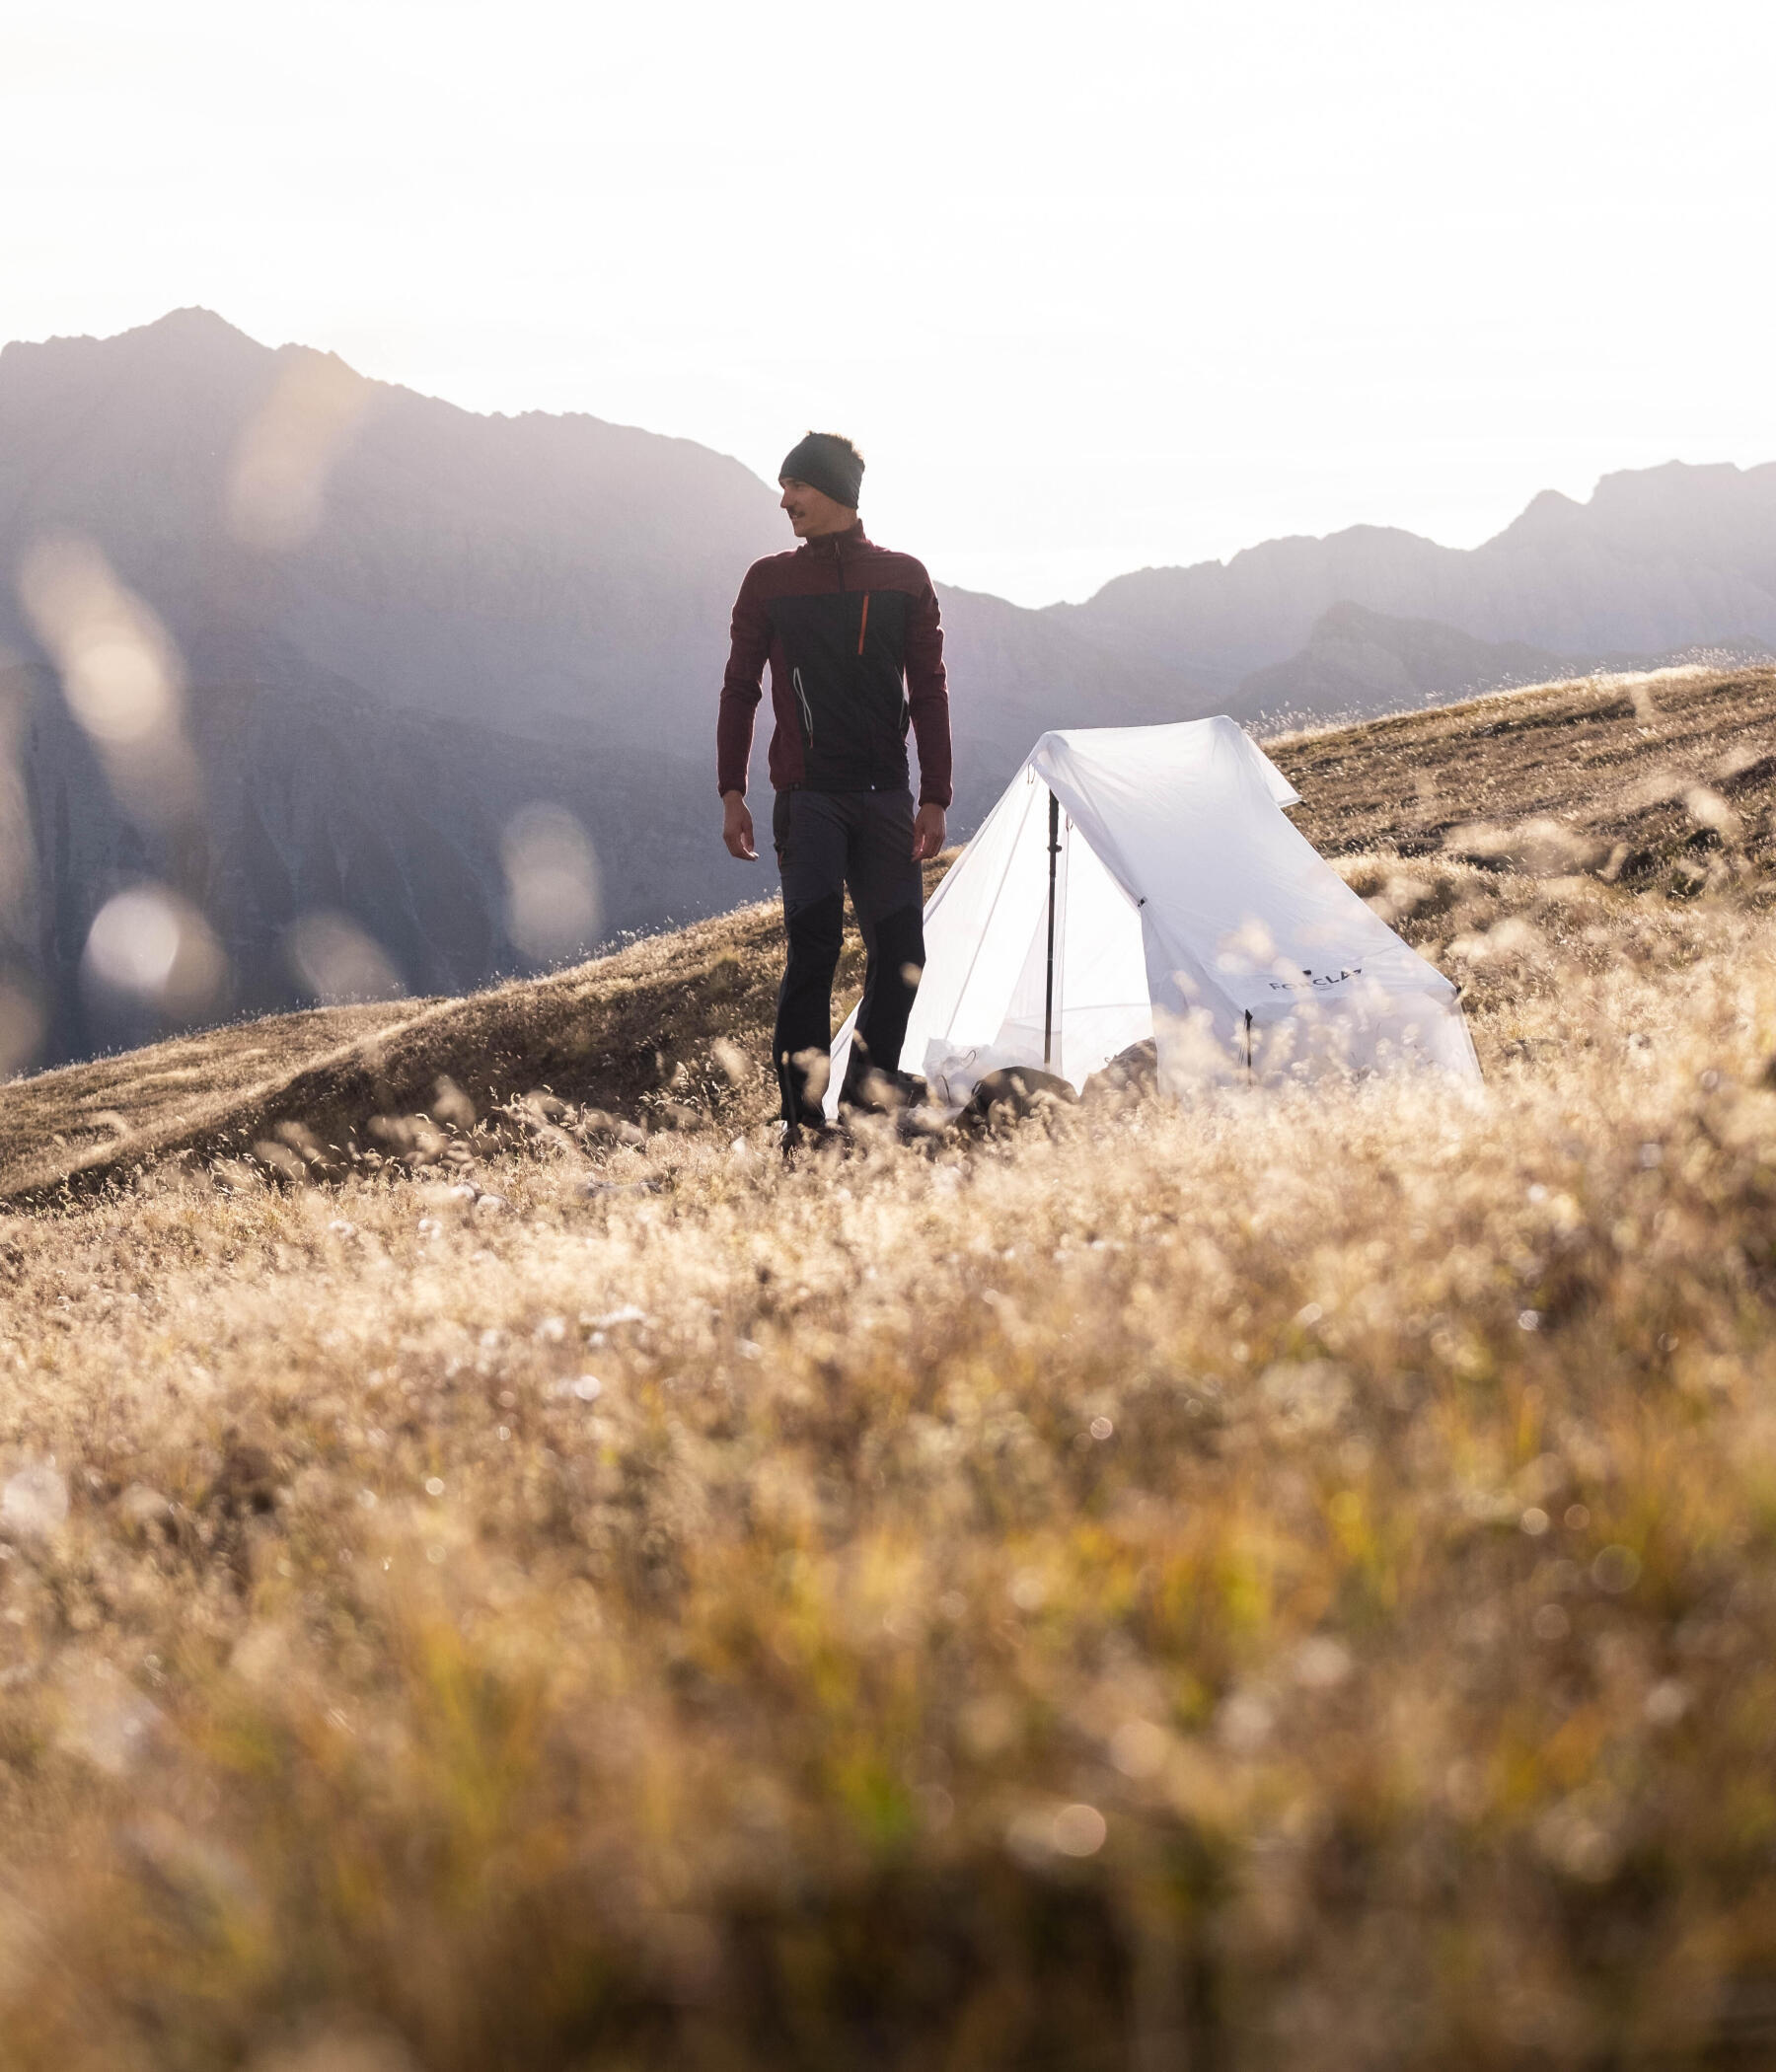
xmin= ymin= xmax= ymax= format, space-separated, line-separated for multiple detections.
xmin=1268 ymin=966 xmax=1364 ymax=992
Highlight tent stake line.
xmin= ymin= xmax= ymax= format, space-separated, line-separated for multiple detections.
xmin=1043 ymin=789 xmax=1061 ymax=1068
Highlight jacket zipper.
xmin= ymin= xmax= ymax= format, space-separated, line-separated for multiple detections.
xmin=831 ymin=533 xmax=880 ymax=785
xmin=792 ymin=666 xmax=814 ymax=748
xmin=827 ymin=535 xmax=841 ymax=777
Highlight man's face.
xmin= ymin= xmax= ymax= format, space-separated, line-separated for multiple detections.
xmin=779 ymin=477 xmax=855 ymax=539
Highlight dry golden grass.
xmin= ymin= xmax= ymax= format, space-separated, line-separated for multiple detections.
xmin=0 ymin=1000 xmax=425 ymax=1193
xmin=2 ymin=669 xmax=1775 ymax=2066
xmin=1272 ymin=662 xmax=1776 ymax=885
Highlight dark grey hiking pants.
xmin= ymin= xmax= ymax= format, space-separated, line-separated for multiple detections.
xmin=772 ymin=787 xmax=925 ymax=1125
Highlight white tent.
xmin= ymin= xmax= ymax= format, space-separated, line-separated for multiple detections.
xmin=826 ymin=716 xmax=1478 ymax=1116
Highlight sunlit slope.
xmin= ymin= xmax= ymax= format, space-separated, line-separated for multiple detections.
xmin=0 ymin=900 xmax=798 ymax=1202
xmin=1276 ymin=661 xmax=1776 ymax=871
xmin=5 ymin=662 xmax=1771 ymax=1202
xmin=0 ymin=1000 xmax=423 ymax=1198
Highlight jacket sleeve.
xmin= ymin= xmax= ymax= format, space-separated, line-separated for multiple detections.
xmin=716 ymin=565 xmax=772 ymax=797
xmin=904 ymin=568 xmax=952 ymax=808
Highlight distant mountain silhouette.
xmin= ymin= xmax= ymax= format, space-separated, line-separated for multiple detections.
xmin=2 ymin=307 xmax=1773 ymax=1070
xmin=1055 ymin=460 xmax=1776 ymax=697
xmin=0 ymin=308 xmax=1190 ymax=766
xmin=0 ymin=308 xmax=781 ymax=748
xmin=1232 ymin=601 xmax=1774 ymax=728
xmin=1236 ymin=604 xmax=1570 ymax=724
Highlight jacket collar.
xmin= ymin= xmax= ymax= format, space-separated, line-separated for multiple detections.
xmin=796 ymin=520 xmax=868 ymax=559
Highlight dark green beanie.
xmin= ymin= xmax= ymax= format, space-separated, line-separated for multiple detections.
xmin=779 ymin=431 xmax=863 ymax=510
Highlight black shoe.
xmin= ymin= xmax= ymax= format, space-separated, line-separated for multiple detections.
xmin=780 ymin=1113 xmax=849 ymax=1162
xmin=840 ymin=1065 xmax=927 ymax=1116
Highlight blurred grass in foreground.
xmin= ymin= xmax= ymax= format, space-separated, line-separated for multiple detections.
xmin=3 ymin=874 xmax=1776 ymax=2066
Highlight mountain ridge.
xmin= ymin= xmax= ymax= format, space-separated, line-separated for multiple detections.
xmin=1235 ymin=600 xmax=1775 ymax=729
xmin=1055 ymin=458 xmax=1776 ymax=693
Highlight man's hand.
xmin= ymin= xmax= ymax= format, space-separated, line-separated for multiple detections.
xmin=722 ymin=790 xmax=758 ymax=860
xmin=912 ymin=802 xmax=946 ymax=862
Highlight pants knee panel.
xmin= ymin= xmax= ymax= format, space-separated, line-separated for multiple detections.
xmin=784 ymin=891 xmax=845 ymax=967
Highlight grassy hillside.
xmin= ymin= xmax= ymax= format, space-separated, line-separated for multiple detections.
xmin=1276 ymin=659 xmax=1776 ymax=872
xmin=2 ymin=665 xmax=1776 ymax=2067
xmin=8 ymin=662 xmax=1772 ymax=1204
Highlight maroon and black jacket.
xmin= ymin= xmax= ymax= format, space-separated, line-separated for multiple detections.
xmin=716 ymin=523 xmax=952 ymax=808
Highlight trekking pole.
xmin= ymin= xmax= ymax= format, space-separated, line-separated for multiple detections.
xmin=1043 ymin=790 xmax=1061 ymax=1068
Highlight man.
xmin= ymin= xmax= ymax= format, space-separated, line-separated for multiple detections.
xmin=718 ymin=431 xmax=951 ymax=1134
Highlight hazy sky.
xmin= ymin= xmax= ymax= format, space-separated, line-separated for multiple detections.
xmin=4 ymin=0 xmax=1773 ymax=605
